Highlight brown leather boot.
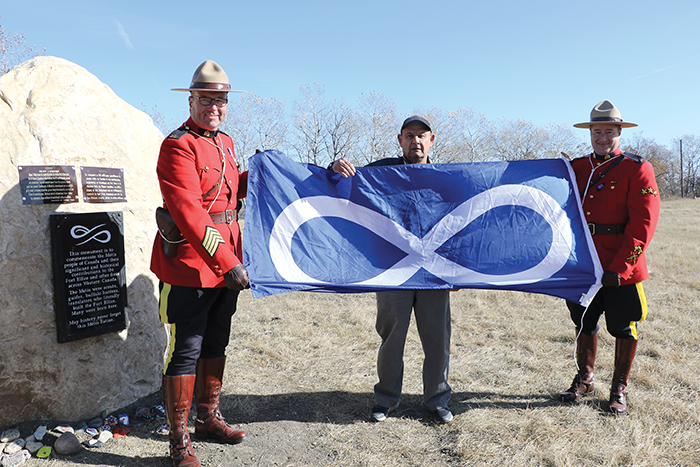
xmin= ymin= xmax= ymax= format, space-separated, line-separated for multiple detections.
xmin=163 ymin=375 xmax=201 ymax=467
xmin=559 ymin=332 xmax=597 ymax=402
xmin=194 ymin=357 xmax=247 ymax=444
xmin=609 ymin=338 xmax=637 ymax=415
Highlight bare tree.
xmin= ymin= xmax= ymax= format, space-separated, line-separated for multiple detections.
xmin=142 ymin=103 xmax=176 ymax=136
xmin=446 ymin=107 xmax=493 ymax=163
xmin=222 ymin=92 xmax=287 ymax=170
xmin=290 ymin=83 xmax=329 ymax=166
xmin=621 ymin=133 xmax=674 ymax=197
xmin=545 ymin=123 xmax=589 ymax=160
xmin=490 ymin=119 xmax=550 ymax=161
xmin=325 ymin=101 xmax=360 ymax=165
xmin=357 ymin=91 xmax=399 ymax=164
xmin=488 ymin=119 xmax=589 ymax=162
xmin=0 ymin=21 xmax=45 ymax=75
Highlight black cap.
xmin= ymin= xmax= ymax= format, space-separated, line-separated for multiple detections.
xmin=401 ymin=115 xmax=432 ymax=132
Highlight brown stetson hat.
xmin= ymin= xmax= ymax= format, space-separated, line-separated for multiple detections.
xmin=573 ymin=100 xmax=637 ymax=128
xmin=171 ymin=60 xmax=244 ymax=93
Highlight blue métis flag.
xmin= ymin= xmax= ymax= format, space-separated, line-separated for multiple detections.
xmin=244 ymin=151 xmax=602 ymax=305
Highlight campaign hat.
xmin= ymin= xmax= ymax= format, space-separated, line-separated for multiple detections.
xmin=573 ymin=100 xmax=637 ymax=128
xmin=171 ymin=60 xmax=244 ymax=93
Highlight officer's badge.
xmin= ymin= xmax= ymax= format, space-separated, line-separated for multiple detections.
xmin=641 ymin=187 xmax=659 ymax=196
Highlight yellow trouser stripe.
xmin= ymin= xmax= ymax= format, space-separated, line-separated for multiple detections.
xmin=159 ymin=283 xmax=171 ymax=324
xmin=159 ymin=283 xmax=176 ymax=375
xmin=630 ymin=282 xmax=648 ymax=340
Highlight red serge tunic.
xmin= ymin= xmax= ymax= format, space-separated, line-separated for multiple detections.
xmin=571 ymin=149 xmax=660 ymax=285
xmin=150 ymin=118 xmax=248 ymax=288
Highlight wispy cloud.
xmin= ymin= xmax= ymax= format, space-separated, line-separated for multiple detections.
xmin=628 ymin=53 xmax=700 ymax=81
xmin=114 ymin=20 xmax=134 ymax=49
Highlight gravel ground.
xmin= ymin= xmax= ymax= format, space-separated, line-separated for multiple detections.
xmin=4 ymin=389 xmax=348 ymax=467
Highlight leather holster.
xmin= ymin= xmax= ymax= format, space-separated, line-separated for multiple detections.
xmin=156 ymin=207 xmax=185 ymax=257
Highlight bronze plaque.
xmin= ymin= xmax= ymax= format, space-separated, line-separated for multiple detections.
xmin=81 ymin=166 xmax=127 ymax=203
xmin=18 ymin=165 xmax=79 ymax=205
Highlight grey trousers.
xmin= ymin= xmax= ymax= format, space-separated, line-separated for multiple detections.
xmin=374 ymin=289 xmax=451 ymax=410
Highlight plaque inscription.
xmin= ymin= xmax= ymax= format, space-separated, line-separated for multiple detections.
xmin=18 ymin=165 xmax=79 ymax=205
xmin=81 ymin=166 xmax=127 ymax=203
xmin=50 ymin=212 xmax=127 ymax=343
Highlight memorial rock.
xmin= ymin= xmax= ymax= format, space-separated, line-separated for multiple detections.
xmin=0 ymin=56 xmax=168 ymax=426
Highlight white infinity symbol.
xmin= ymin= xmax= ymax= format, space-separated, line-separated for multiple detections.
xmin=269 ymin=185 xmax=573 ymax=287
xmin=71 ymin=224 xmax=112 ymax=245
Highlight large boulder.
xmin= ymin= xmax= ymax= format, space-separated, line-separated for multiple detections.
xmin=0 ymin=56 xmax=168 ymax=426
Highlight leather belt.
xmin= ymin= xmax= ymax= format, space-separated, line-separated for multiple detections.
xmin=210 ymin=209 xmax=236 ymax=224
xmin=588 ymin=222 xmax=626 ymax=235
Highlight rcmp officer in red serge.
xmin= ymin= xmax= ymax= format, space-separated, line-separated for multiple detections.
xmin=150 ymin=60 xmax=249 ymax=467
xmin=559 ymin=100 xmax=660 ymax=415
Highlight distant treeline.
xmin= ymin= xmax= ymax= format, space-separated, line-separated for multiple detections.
xmin=150 ymin=84 xmax=698 ymax=200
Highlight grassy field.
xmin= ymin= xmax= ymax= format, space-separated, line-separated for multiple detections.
xmin=18 ymin=198 xmax=699 ymax=467
xmin=227 ymin=197 xmax=700 ymax=466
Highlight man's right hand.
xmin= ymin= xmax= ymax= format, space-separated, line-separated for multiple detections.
xmin=601 ymin=270 xmax=621 ymax=287
xmin=331 ymin=158 xmax=357 ymax=178
xmin=224 ymin=264 xmax=250 ymax=290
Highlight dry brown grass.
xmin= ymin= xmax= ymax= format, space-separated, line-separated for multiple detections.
xmin=20 ymin=198 xmax=698 ymax=467
xmin=216 ymin=197 xmax=700 ymax=466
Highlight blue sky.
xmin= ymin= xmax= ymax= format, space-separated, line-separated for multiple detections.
xmin=3 ymin=0 xmax=699 ymax=148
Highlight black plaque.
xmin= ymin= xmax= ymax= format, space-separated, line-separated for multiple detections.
xmin=18 ymin=165 xmax=79 ymax=204
xmin=50 ymin=212 xmax=128 ymax=343
xmin=80 ymin=166 xmax=127 ymax=203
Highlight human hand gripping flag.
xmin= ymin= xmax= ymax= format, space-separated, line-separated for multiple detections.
xmin=243 ymin=150 xmax=602 ymax=306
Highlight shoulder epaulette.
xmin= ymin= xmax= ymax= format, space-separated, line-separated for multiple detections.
xmin=166 ymin=125 xmax=188 ymax=140
xmin=622 ymin=152 xmax=643 ymax=163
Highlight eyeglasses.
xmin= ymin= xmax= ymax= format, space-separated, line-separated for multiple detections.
xmin=194 ymin=96 xmax=228 ymax=107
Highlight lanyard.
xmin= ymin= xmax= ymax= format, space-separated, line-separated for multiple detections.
xmin=580 ymin=154 xmax=624 ymax=201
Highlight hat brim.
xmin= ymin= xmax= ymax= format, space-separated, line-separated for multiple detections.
xmin=171 ymin=87 xmax=245 ymax=93
xmin=574 ymin=121 xmax=638 ymax=129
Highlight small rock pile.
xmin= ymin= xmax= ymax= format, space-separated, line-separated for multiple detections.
xmin=0 ymin=425 xmax=49 ymax=466
xmin=0 ymin=405 xmax=166 ymax=465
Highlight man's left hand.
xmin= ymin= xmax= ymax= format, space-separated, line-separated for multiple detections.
xmin=602 ymin=270 xmax=621 ymax=287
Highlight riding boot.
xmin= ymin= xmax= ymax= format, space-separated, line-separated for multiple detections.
xmin=163 ymin=375 xmax=201 ymax=467
xmin=559 ymin=332 xmax=597 ymax=402
xmin=609 ymin=338 xmax=638 ymax=415
xmin=194 ymin=357 xmax=247 ymax=444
